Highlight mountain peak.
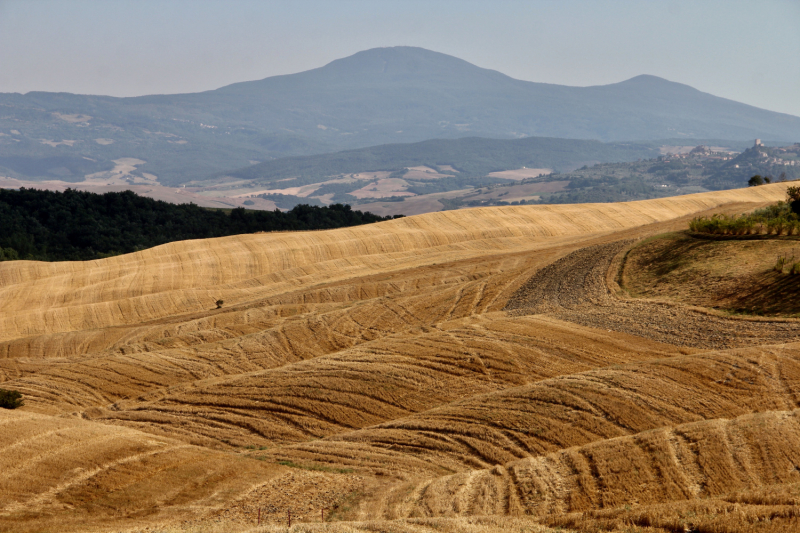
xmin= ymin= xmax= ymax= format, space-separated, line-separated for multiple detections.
xmin=217 ymin=46 xmax=511 ymax=94
xmin=621 ymin=74 xmax=671 ymax=84
xmin=315 ymin=46 xmax=501 ymax=80
xmin=611 ymin=74 xmax=695 ymax=91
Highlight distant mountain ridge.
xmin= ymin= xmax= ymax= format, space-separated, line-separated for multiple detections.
xmin=207 ymin=47 xmax=800 ymax=143
xmin=0 ymin=46 xmax=798 ymax=185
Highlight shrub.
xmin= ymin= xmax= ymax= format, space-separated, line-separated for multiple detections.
xmin=775 ymin=256 xmax=786 ymax=272
xmin=0 ymin=247 xmax=20 ymax=261
xmin=775 ymin=254 xmax=795 ymax=273
xmin=788 ymin=186 xmax=800 ymax=216
xmin=765 ymin=219 xmax=776 ymax=235
xmin=732 ymin=217 xmax=756 ymax=235
xmin=690 ymin=195 xmax=800 ymax=237
xmin=215 ymin=299 xmax=224 ymax=309
xmin=792 ymin=262 xmax=800 ymax=275
xmin=0 ymin=388 xmax=24 ymax=409
xmin=748 ymin=175 xmax=764 ymax=186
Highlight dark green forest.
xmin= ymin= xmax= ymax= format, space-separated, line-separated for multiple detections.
xmin=0 ymin=188 xmax=400 ymax=262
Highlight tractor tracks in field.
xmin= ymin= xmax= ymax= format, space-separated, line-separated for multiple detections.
xmin=505 ymin=240 xmax=800 ymax=350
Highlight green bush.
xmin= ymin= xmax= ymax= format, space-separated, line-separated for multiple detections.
xmin=0 ymin=247 xmax=20 ymax=261
xmin=689 ymin=213 xmax=758 ymax=235
xmin=0 ymin=388 xmax=24 ymax=409
xmin=788 ymin=186 xmax=800 ymax=216
xmin=690 ymin=187 xmax=800 ymax=237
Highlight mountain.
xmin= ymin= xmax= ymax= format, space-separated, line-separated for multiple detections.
xmin=1 ymin=46 xmax=799 ymax=185
xmin=212 ymin=47 xmax=800 ymax=144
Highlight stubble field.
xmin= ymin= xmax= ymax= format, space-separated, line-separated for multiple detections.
xmin=1 ymin=183 xmax=799 ymax=533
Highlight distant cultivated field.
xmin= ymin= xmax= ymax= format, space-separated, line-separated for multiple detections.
xmin=1 ymin=183 xmax=799 ymax=533
xmin=487 ymin=167 xmax=552 ymax=180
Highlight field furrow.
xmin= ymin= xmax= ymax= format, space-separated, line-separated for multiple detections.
xmin=271 ymin=344 xmax=800 ymax=472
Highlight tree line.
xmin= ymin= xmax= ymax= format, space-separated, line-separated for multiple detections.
xmin=689 ymin=184 xmax=800 ymax=237
xmin=0 ymin=188 xmax=402 ymax=262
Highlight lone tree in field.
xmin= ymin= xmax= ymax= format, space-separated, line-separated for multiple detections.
xmin=748 ymin=175 xmax=764 ymax=186
xmin=215 ymin=299 xmax=224 ymax=309
xmin=0 ymin=388 xmax=24 ymax=409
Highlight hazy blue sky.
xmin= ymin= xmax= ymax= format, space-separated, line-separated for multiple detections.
xmin=1 ymin=0 xmax=798 ymax=115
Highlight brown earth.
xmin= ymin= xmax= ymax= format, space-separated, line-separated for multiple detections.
xmin=487 ymin=167 xmax=553 ymax=180
xmin=1 ymin=183 xmax=799 ymax=533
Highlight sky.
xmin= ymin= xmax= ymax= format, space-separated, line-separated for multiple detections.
xmin=1 ymin=0 xmax=799 ymax=116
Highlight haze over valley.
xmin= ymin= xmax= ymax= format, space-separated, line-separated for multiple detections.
xmin=1 ymin=46 xmax=799 ymax=214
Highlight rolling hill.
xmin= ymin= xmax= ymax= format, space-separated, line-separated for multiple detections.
xmin=222 ymin=136 xmax=661 ymax=187
xmin=1 ymin=47 xmax=798 ymax=185
xmin=2 ymin=183 xmax=800 ymax=532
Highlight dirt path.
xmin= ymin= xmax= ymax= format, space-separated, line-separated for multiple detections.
xmin=505 ymin=241 xmax=800 ymax=349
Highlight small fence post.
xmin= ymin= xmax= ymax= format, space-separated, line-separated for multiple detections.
xmin=288 ymin=508 xmax=292 ymax=529
xmin=258 ymin=507 xmax=261 ymax=526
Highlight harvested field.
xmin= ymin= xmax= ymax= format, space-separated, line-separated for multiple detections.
xmin=487 ymin=167 xmax=553 ymax=180
xmin=272 ymin=343 xmax=800 ymax=474
xmin=356 ymin=189 xmax=472 ymax=217
xmin=0 ymin=410 xmax=283 ymax=532
xmin=1 ymin=182 xmax=799 ymax=532
xmin=403 ymin=166 xmax=454 ymax=180
xmin=348 ymin=178 xmax=414 ymax=199
xmin=382 ymin=408 xmax=800 ymax=517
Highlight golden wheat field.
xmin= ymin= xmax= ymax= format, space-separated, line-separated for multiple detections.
xmin=2 ymin=183 xmax=800 ymax=533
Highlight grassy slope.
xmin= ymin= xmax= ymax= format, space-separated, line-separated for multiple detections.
xmin=622 ymin=232 xmax=800 ymax=316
